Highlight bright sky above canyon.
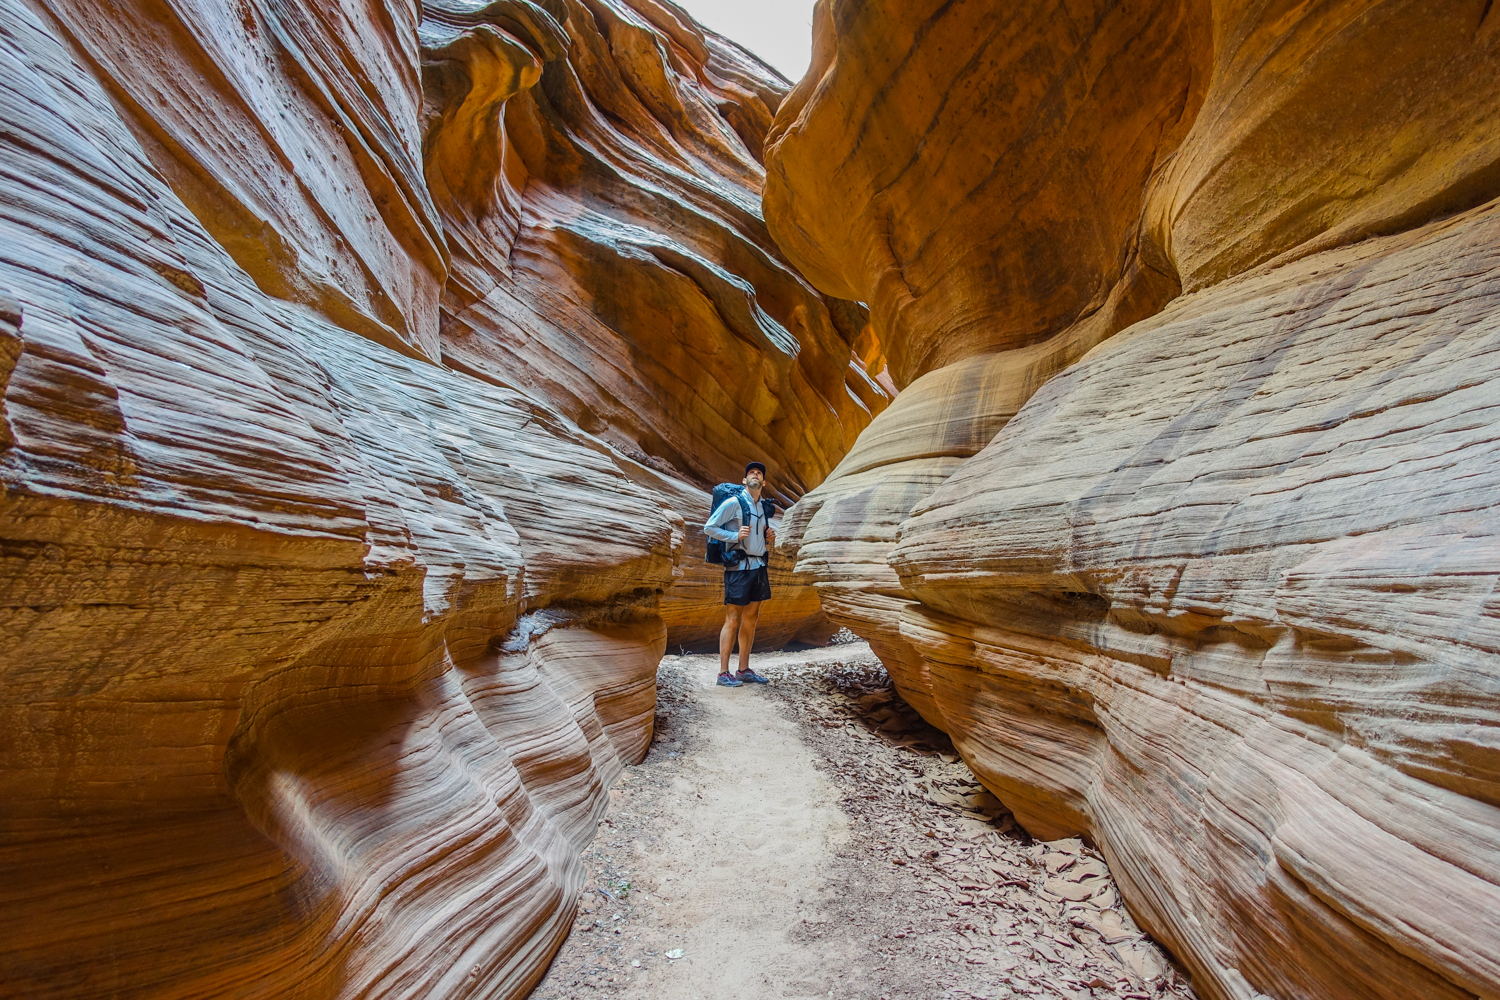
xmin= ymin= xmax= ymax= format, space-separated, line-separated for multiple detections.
xmin=672 ymin=0 xmax=817 ymax=82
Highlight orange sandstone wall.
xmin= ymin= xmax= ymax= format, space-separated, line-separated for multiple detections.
xmin=424 ymin=0 xmax=886 ymax=496
xmin=0 ymin=0 xmax=878 ymax=996
xmin=767 ymin=2 xmax=1500 ymax=999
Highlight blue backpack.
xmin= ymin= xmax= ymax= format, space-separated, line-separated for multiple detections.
xmin=705 ymin=483 xmax=776 ymax=565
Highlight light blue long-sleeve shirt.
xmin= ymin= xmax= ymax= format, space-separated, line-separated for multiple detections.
xmin=704 ymin=492 xmax=769 ymax=571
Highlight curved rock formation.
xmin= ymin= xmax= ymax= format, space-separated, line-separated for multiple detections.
xmin=892 ymin=206 xmax=1500 ymax=1000
xmin=768 ymin=2 xmax=1500 ymax=999
xmin=425 ymin=0 xmax=886 ymax=498
xmin=0 ymin=1 xmax=878 ymax=997
xmin=421 ymin=0 xmax=884 ymax=647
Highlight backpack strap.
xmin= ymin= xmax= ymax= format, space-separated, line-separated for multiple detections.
xmin=728 ymin=489 xmax=753 ymax=553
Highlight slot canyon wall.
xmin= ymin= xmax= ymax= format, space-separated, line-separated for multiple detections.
xmin=767 ymin=2 xmax=1500 ymax=1000
xmin=0 ymin=0 xmax=883 ymax=996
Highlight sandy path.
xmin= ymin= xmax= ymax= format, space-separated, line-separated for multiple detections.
xmin=614 ymin=650 xmax=854 ymax=998
xmin=531 ymin=645 xmax=863 ymax=999
xmin=534 ymin=645 xmax=862 ymax=999
xmin=530 ymin=645 xmax=1197 ymax=1000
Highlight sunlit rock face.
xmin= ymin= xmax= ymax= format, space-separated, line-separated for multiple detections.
xmin=424 ymin=0 xmax=885 ymax=495
xmin=0 ymin=1 xmax=879 ymax=997
xmin=421 ymin=0 xmax=882 ymax=649
xmin=767 ymin=2 xmax=1500 ymax=999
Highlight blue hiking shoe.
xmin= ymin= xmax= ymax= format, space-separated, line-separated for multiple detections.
xmin=716 ymin=672 xmax=743 ymax=687
xmin=735 ymin=669 xmax=770 ymax=685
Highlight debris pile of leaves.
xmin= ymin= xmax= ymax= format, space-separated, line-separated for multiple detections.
xmin=775 ymin=657 xmax=1197 ymax=1000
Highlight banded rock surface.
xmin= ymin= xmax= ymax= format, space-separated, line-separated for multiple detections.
xmin=768 ymin=2 xmax=1500 ymax=999
xmin=0 ymin=1 xmax=878 ymax=997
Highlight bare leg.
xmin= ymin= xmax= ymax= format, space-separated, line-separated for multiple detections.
xmin=737 ymin=601 xmax=762 ymax=673
xmin=719 ymin=605 xmax=745 ymax=675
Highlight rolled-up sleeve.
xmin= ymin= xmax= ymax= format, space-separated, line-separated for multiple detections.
xmin=703 ymin=498 xmax=740 ymax=543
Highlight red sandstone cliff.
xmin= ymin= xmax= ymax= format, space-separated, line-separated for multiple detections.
xmin=0 ymin=1 xmax=880 ymax=996
xmin=767 ymin=2 xmax=1500 ymax=999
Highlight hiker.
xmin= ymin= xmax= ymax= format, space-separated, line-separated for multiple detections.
xmin=703 ymin=461 xmax=777 ymax=687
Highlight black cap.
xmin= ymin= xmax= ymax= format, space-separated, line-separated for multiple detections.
xmin=744 ymin=461 xmax=767 ymax=476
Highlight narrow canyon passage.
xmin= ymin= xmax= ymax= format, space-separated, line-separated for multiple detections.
xmin=4 ymin=2 xmax=1497 ymax=998
xmin=531 ymin=644 xmax=1196 ymax=1000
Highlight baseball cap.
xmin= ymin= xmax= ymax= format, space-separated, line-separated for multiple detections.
xmin=745 ymin=461 xmax=767 ymax=476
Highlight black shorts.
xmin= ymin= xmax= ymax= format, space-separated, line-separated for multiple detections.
xmin=724 ymin=565 xmax=772 ymax=606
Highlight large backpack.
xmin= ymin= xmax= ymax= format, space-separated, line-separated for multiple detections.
xmin=705 ymin=483 xmax=776 ymax=565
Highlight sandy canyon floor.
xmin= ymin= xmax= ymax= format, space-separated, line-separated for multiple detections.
xmin=530 ymin=641 xmax=1198 ymax=1000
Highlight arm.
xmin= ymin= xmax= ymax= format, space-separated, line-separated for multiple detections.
xmin=703 ymin=498 xmax=740 ymax=544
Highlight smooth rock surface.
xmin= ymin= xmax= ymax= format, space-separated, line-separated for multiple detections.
xmin=893 ymin=208 xmax=1500 ymax=1000
xmin=0 ymin=1 xmax=875 ymax=997
xmin=767 ymin=3 xmax=1500 ymax=999
xmin=425 ymin=0 xmax=887 ymax=497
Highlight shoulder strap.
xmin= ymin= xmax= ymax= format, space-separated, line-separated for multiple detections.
xmin=723 ymin=488 xmax=751 ymax=552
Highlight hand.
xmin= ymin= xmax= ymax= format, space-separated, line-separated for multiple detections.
xmin=737 ymin=525 xmax=752 ymax=541
xmin=765 ymin=527 xmax=777 ymax=545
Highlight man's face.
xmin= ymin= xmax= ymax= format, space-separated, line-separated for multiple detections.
xmin=744 ymin=468 xmax=764 ymax=489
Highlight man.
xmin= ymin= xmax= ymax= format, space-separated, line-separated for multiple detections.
xmin=703 ymin=461 xmax=776 ymax=687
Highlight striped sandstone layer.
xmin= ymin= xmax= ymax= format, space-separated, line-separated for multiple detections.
xmin=767 ymin=3 xmax=1500 ymax=999
xmin=0 ymin=1 xmax=879 ymax=997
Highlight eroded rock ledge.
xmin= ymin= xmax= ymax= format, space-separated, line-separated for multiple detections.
xmin=0 ymin=1 xmax=881 ymax=996
xmin=767 ymin=3 xmax=1500 ymax=999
